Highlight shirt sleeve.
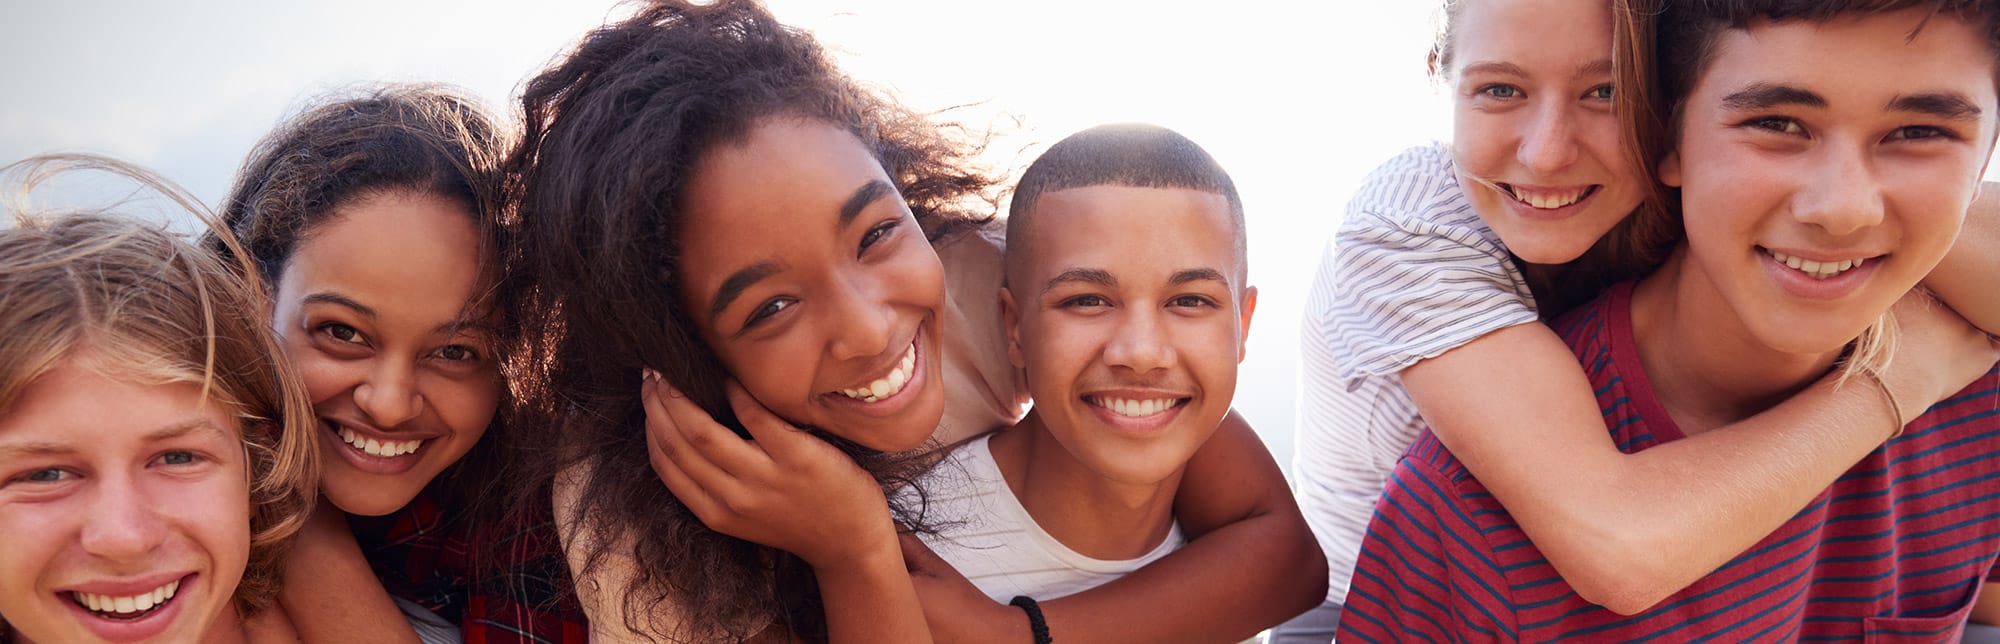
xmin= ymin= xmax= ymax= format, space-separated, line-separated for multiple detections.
xmin=1317 ymin=203 xmax=1539 ymax=391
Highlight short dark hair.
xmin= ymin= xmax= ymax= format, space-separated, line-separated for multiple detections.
xmin=1006 ymin=123 xmax=1247 ymax=280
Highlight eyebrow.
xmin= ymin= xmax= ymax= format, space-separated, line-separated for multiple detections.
xmin=1042 ymin=268 xmax=1117 ymax=293
xmin=302 ymin=292 xmax=376 ymax=319
xmin=1459 ymin=61 xmax=1528 ymax=78
xmin=0 ymin=419 xmax=230 ymax=461
xmin=1169 ymin=268 xmax=1230 ymax=286
xmin=1722 ymin=83 xmax=1827 ymax=111
xmin=839 ymin=180 xmax=893 ymax=229
xmin=708 ymin=261 xmax=785 ymax=325
xmin=1889 ymin=92 xmax=1984 ymax=120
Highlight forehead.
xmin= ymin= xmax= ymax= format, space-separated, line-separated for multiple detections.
xmin=282 ymin=192 xmax=496 ymax=323
xmin=1018 ymin=185 xmax=1240 ymax=283
xmin=0 ymin=358 xmax=237 ymax=452
xmin=676 ymin=118 xmax=894 ymax=297
xmin=1453 ymin=0 xmax=1614 ymax=70
xmin=1697 ymin=11 xmax=2000 ymax=109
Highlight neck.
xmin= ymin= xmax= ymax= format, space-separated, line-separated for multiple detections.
xmin=988 ymin=411 xmax=1180 ymax=561
xmin=1629 ymin=248 xmax=1843 ymax=435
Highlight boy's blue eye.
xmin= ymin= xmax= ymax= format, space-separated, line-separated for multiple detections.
xmin=1478 ymin=84 xmax=1522 ymax=100
xmin=25 ymin=468 xmax=67 ymax=483
xmin=161 ymin=451 xmax=195 ymax=466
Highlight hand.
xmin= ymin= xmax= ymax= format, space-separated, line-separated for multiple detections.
xmin=1879 ymin=288 xmax=2000 ymax=420
xmin=640 ymin=372 xmax=897 ymax=568
xmin=900 ymin=533 xmax=1022 ymax=643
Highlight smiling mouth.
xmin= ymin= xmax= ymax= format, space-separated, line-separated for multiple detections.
xmin=330 ymin=422 xmax=425 ymax=458
xmin=1086 ymin=396 xmax=1190 ymax=418
xmin=1764 ymin=248 xmax=1872 ymax=280
xmin=70 ymin=578 xmax=181 ymax=621
xmin=1502 ymin=184 xmax=1598 ymax=210
xmin=831 ymin=339 xmax=917 ymax=404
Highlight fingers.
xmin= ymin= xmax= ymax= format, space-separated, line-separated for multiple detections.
xmin=647 ymin=371 xmax=773 ymax=474
xmin=640 ymin=372 xmax=760 ymax=509
xmin=724 ymin=379 xmax=811 ymax=458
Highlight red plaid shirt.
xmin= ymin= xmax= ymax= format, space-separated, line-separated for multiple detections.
xmin=351 ymin=487 xmax=588 ymax=643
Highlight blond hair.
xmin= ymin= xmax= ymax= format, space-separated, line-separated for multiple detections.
xmin=0 ymin=154 xmax=318 ymax=615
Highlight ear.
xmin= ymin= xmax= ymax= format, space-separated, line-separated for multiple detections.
xmin=1236 ymin=285 xmax=1258 ymax=363
xmin=1658 ymin=148 xmax=1684 ymax=188
xmin=1000 ymin=286 xmax=1025 ymax=369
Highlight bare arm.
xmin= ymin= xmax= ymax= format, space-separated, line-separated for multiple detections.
xmin=1971 ymin=583 xmax=2000 ymax=626
xmin=278 ymin=504 xmax=422 ymax=644
xmin=1406 ymin=292 xmax=1998 ymax=615
xmin=911 ymin=411 xmax=1325 ymax=642
xmin=1925 ymin=181 xmax=2000 ymax=334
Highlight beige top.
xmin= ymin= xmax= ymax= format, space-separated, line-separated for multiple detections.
xmin=556 ymin=221 xmax=1028 ymax=639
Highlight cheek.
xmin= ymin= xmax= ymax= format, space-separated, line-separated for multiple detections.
xmin=432 ymin=379 xmax=500 ymax=451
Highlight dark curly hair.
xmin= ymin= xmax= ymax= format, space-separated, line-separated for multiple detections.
xmin=206 ymin=84 xmax=521 ymax=537
xmin=505 ymin=0 xmax=995 ymax=640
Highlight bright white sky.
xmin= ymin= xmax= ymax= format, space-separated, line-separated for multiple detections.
xmin=0 ymin=1 xmax=1467 ymax=475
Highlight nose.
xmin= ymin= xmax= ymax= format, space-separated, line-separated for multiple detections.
xmin=353 ymin=359 xmax=424 ymax=428
xmin=1791 ymin=146 xmax=1884 ymax=237
xmin=827 ymin=273 xmax=897 ymax=362
xmin=1104 ymin=308 xmax=1178 ymax=374
xmin=1518 ymin=100 xmax=1580 ymax=175
xmin=79 ymin=474 xmax=167 ymax=561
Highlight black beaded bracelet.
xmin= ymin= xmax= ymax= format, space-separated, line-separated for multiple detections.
xmin=1009 ymin=595 xmax=1052 ymax=644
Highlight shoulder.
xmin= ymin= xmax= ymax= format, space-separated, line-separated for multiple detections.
xmin=1341 ymin=143 xmax=1488 ymax=240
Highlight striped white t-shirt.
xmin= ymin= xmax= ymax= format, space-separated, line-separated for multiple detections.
xmin=1293 ymin=143 xmax=1539 ymax=604
xmin=911 ymin=435 xmax=1185 ymax=601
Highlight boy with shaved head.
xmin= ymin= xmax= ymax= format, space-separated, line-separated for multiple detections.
xmin=903 ymin=123 xmax=1283 ymax=638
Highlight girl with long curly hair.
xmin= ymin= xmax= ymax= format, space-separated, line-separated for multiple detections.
xmin=509 ymin=0 xmax=1323 ymax=640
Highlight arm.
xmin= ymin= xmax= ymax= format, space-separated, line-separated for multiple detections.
xmin=1405 ymin=291 xmax=1999 ymax=614
xmin=1973 ymin=583 xmax=2000 ymax=626
xmin=1924 ymin=180 xmax=2000 ymax=334
xmin=911 ymin=412 xmax=1325 ymax=643
xmin=277 ymin=503 xmax=422 ymax=644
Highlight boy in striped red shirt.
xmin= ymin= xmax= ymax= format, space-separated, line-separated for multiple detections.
xmin=1341 ymin=1 xmax=2000 ymax=641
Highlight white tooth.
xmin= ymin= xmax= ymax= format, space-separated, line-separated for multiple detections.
xmin=1852 ymin=257 xmax=1866 ymax=269
xmin=1784 ymin=255 xmax=1803 ymax=269
xmin=363 ymin=438 xmax=383 ymax=456
xmin=1837 ymin=260 xmax=1854 ymax=272
xmin=152 ymin=586 xmax=166 ymax=606
xmin=81 ymin=593 xmax=100 ymax=611
xmin=114 ymin=596 xmax=135 ymax=613
xmin=1799 ymin=258 xmax=1826 ymax=273
xmin=340 ymin=427 xmax=357 ymax=444
xmin=1139 ymin=400 xmax=1157 ymax=415
xmin=1117 ymin=399 xmax=1135 ymax=416
xmin=869 ymin=378 xmax=891 ymax=399
xmin=887 ymin=367 xmax=907 ymax=394
xmin=166 ymin=580 xmax=178 ymax=598
xmin=134 ymin=593 xmax=154 ymax=612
